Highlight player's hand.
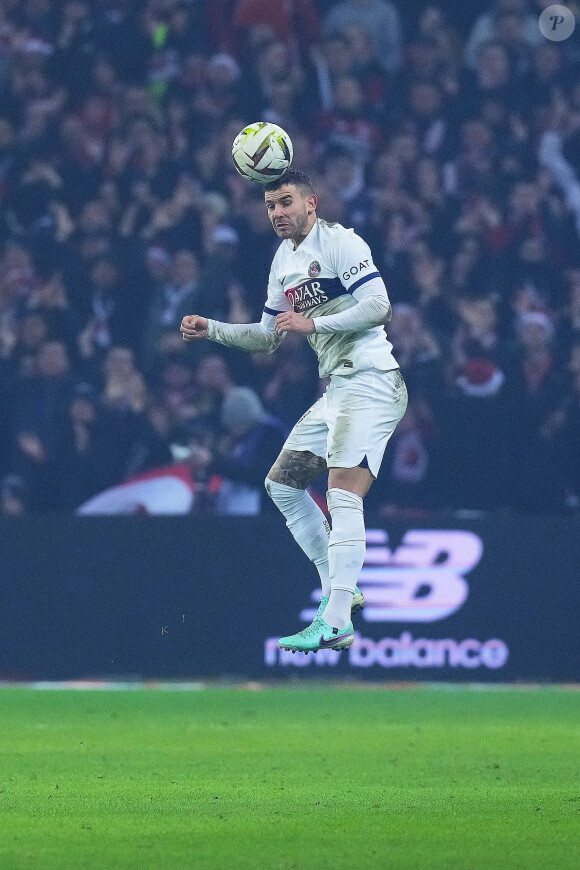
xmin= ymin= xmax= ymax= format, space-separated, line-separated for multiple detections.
xmin=181 ymin=314 xmax=208 ymax=340
xmin=274 ymin=311 xmax=315 ymax=335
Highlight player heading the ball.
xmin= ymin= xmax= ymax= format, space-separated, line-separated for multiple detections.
xmin=181 ymin=167 xmax=407 ymax=654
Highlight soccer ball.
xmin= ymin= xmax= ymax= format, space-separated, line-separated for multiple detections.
xmin=231 ymin=122 xmax=293 ymax=183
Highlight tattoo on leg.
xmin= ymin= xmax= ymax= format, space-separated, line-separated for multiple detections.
xmin=267 ymin=449 xmax=327 ymax=489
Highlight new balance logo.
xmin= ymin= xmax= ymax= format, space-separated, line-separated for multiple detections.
xmin=300 ymin=529 xmax=483 ymax=624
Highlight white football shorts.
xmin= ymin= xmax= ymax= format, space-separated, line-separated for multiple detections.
xmin=283 ymin=368 xmax=408 ymax=478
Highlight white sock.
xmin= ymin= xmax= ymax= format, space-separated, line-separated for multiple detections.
xmin=323 ymin=487 xmax=366 ymax=629
xmin=265 ymin=478 xmax=330 ymax=596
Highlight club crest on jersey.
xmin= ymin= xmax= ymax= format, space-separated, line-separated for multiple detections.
xmin=308 ymin=260 xmax=321 ymax=277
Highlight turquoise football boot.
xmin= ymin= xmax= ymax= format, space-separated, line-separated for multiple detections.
xmin=279 ymin=615 xmax=355 ymax=654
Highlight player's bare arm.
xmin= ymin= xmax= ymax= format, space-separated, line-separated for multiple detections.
xmin=267 ymin=449 xmax=327 ymax=489
xmin=274 ymin=312 xmax=315 ymax=335
xmin=181 ymin=315 xmax=208 ymax=340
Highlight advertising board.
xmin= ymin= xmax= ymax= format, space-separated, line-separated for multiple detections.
xmin=0 ymin=515 xmax=577 ymax=681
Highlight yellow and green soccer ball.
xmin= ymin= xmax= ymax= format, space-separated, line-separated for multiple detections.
xmin=231 ymin=122 xmax=293 ymax=183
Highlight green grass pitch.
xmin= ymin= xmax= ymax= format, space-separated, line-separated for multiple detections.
xmin=0 ymin=685 xmax=578 ymax=870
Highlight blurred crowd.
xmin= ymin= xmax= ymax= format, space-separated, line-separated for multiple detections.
xmin=1 ymin=0 xmax=580 ymax=516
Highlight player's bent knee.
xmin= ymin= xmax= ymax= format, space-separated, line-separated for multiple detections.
xmin=266 ymin=478 xmax=312 ymax=521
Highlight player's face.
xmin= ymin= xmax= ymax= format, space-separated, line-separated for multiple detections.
xmin=264 ymin=185 xmax=316 ymax=242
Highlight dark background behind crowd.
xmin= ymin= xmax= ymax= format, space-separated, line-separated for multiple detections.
xmin=0 ymin=0 xmax=579 ymax=517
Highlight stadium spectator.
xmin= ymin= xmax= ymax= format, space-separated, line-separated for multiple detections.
xmin=190 ymin=352 xmax=236 ymax=429
xmin=141 ymin=247 xmax=203 ymax=372
xmin=9 ymin=339 xmax=74 ymax=509
xmin=450 ymin=295 xmax=506 ymax=376
xmin=210 ymin=386 xmax=288 ymax=514
xmin=258 ymin=333 xmax=319 ymax=428
xmin=75 ymin=255 xmax=136 ymax=359
xmin=56 ymin=381 xmax=125 ymax=509
xmin=508 ymin=311 xmax=567 ymax=509
xmin=388 ymin=303 xmax=444 ymax=401
xmin=77 ymin=423 xmax=223 ymax=515
xmin=232 ymin=0 xmax=321 ymax=63
xmin=464 ymin=0 xmax=543 ymax=70
xmin=322 ymin=0 xmax=403 ymax=73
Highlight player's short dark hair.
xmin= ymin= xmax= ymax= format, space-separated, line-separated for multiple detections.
xmin=264 ymin=169 xmax=315 ymax=196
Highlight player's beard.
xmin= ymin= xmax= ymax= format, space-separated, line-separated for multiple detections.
xmin=274 ymin=206 xmax=308 ymax=239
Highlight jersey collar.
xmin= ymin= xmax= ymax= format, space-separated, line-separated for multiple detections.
xmin=286 ymin=217 xmax=319 ymax=252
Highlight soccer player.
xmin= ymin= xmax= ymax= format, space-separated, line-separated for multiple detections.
xmin=180 ymin=169 xmax=407 ymax=653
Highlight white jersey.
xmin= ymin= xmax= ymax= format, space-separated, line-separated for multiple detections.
xmin=263 ymin=219 xmax=398 ymax=377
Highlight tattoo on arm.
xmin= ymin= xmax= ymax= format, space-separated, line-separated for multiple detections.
xmin=267 ymin=449 xmax=327 ymax=489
